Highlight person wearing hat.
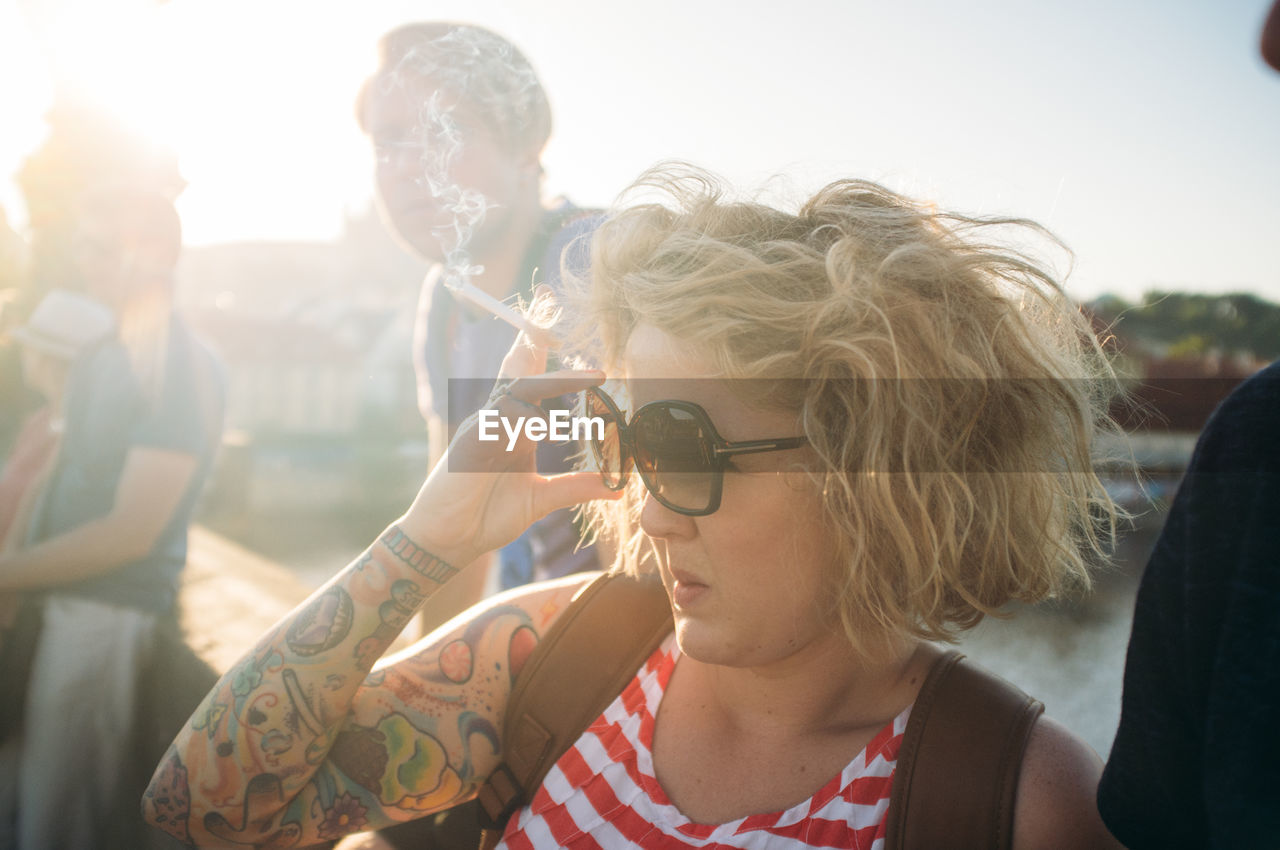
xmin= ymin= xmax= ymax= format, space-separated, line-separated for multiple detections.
xmin=0 ymin=289 xmax=116 ymax=551
xmin=0 ymin=189 xmax=225 ymax=850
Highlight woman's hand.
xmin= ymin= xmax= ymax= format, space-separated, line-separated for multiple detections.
xmin=398 ymin=329 xmax=619 ymax=567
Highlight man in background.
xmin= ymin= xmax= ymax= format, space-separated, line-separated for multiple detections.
xmin=0 ymin=187 xmax=224 ymax=850
xmin=355 ymin=23 xmax=599 ymax=628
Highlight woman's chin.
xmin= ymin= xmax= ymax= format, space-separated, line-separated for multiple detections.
xmin=672 ymin=619 xmax=750 ymax=668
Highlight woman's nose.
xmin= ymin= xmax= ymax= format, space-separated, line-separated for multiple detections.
xmin=638 ymin=486 xmax=697 ymax=541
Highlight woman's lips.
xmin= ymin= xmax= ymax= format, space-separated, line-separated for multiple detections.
xmin=670 ymin=570 xmax=709 ymax=608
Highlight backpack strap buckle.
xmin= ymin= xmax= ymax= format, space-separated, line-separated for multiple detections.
xmin=476 ymin=761 xmax=525 ymax=831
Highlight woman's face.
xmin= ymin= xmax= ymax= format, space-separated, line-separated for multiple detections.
xmin=624 ymin=323 xmax=843 ymax=669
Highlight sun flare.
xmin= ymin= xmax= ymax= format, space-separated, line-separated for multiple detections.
xmin=19 ymin=0 xmax=379 ymax=243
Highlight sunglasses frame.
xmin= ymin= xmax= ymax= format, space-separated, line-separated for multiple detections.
xmin=584 ymin=386 xmax=808 ymax=516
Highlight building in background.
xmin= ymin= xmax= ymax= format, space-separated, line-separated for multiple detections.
xmin=178 ymin=208 xmax=430 ymax=518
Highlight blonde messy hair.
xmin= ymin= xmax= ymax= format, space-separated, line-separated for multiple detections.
xmin=557 ymin=163 xmax=1126 ymax=658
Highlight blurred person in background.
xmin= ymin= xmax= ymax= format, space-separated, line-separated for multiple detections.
xmin=1095 ymin=4 xmax=1280 ymax=845
xmin=0 ymin=290 xmax=114 ymax=712
xmin=355 ymin=22 xmax=601 ymax=632
xmin=0 ymin=187 xmax=224 ymax=850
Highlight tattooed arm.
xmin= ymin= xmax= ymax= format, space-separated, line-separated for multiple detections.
xmin=143 ymin=334 xmax=618 ymax=847
xmin=144 ymin=561 xmax=593 ymax=847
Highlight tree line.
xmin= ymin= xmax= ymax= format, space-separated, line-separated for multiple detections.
xmin=1089 ymin=291 xmax=1280 ymax=361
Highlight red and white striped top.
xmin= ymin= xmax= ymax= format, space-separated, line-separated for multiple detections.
xmin=497 ymin=635 xmax=911 ymax=850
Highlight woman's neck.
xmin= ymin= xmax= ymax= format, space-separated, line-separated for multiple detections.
xmin=680 ymin=631 xmax=938 ymax=739
xmin=651 ymin=630 xmax=942 ymax=825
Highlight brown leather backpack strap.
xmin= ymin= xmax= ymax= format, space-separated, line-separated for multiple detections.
xmin=884 ymin=651 xmax=1044 ymax=850
xmin=475 ymin=571 xmax=673 ymax=845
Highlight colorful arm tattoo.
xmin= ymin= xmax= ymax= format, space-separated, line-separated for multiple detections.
xmin=142 ymin=521 xmax=585 ymax=847
xmin=380 ymin=527 xmax=459 ymax=584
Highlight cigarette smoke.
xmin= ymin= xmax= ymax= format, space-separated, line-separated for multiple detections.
xmin=385 ymin=26 xmax=547 ymax=296
xmin=418 ymin=88 xmax=487 ymax=292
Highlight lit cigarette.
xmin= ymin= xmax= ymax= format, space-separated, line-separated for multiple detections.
xmin=447 ymin=279 xmax=558 ymax=347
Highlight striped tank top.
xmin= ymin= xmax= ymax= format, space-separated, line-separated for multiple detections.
xmin=497 ymin=635 xmax=911 ymax=849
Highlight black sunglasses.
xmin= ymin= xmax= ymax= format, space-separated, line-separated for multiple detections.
xmin=581 ymin=386 xmax=808 ymax=516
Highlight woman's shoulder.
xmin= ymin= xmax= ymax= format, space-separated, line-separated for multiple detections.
xmin=405 ymin=571 xmax=602 ymax=655
xmin=901 ymin=653 xmax=1122 ymax=849
xmin=1012 ymin=716 xmax=1124 ymax=850
xmin=477 ymin=571 xmax=601 ymax=617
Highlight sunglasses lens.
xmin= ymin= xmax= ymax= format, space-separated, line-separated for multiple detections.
xmin=586 ymin=390 xmax=626 ymax=489
xmin=633 ymin=405 xmax=716 ymax=514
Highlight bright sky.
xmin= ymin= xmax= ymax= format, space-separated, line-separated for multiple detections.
xmin=1 ymin=0 xmax=1278 ymax=302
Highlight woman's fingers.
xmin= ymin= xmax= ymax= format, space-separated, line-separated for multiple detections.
xmin=523 ymin=324 xmax=559 ymax=351
xmin=533 ymin=471 xmax=625 ymax=518
xmin=451 ymin=367 xmax=607 ymax=469
xmin=505 ymin=368 xmax=605 ymax=406
xmin=498 ymin=329 xmax=547 ymax=379
xmin=524 ymin=285 xmax=561 ymax=350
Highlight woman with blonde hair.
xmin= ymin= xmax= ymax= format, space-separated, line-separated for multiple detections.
xmin=145 ymin=165 xmax=1123 ymax=848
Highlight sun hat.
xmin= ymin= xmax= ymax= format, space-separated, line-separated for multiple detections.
xmin=11 ymin=289 xmax=116 ymax=361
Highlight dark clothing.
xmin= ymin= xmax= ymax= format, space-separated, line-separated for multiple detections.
xmin=29 ymin=319 xmax=225 ymax=612
xmin=1098 ymin=360 xmax=1280 ymax=849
